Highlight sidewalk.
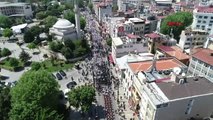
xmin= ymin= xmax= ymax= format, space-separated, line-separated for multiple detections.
xmin=110 ymin=65 xmax=134 ymax=120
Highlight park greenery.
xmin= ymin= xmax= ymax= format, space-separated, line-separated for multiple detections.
xmin=9 ymin=70 xmax=63 ymax=120
xmin=3 ymin=28 xmax=13 ymax=39
xmin=31 ymin=60 xmax=74 ymax=72
xmin=0 ymin=57 xmax=23 ymax=71
xmin=49 ymin=39 xmax=90 ymax=59
xmin=1 ymin=48 xmax=12 ymax=57
xmin=68 ymin=85 xmax=96 ymax=112
xmin=0 ymin=85 xmax=11 ymax=120
xmin=19 ymin=50 xmax=31 ymax=64
xmin=160 ymin=12 xmax=193 ymax=41
xmin=0 ymin=15 xmax=12 ymax=28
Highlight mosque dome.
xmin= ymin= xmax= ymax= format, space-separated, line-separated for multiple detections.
xmin=53 ymin=19 xmax=75 ymax=29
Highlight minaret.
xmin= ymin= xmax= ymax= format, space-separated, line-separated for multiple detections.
xmin=74 ymin=0 xmax=81 ymax=39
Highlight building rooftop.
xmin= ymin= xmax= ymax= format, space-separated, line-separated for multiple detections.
xmin=128 ymin=58 xmax=186 ymax=73
xmin=156 ymin=77 xmax=213 ymax=100
xmin=127 ymin=34 xmax=140 ymax=39
xmin=0 ymin=2 xmax=29 ymax=7
xmin=192 ymin=48 xmax=213 ymax=66
xmin=145 ymin=32 xmax=161 ymax=39
xmin=129 ymin=18 xmax=144 ymax=23
xmin=112 ymin=37 xmax=123 ymax=46
xmin=116 ymin=53 xmax=154 ymax=70
xmin=196 ymin=6 xmax=213 ymax=13
xmin=158 ymin=46 xmax=190 ymax=60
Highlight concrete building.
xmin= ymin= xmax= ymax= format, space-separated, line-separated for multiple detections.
xmin=133 ymin=74 xmax=213 ymax=120
xmin=178 ymin=28 xmax=209 ymax=50
xmin=188 ymin=48 xmax=213 ymax=82
xmin=94 ymin=2 xmax=112 ymax=22
xmin=123 ymin=57 xmax=187 ymax=106
xmin=49 ymin=19 xmax=80 ymax=40
xmin=154 ymin=0 xmax=173 ymax=9
xmin=199 ymin=0 xmax=213 ymax=6
xmin=111 ymin=34 xmax=148 ymax=62
xmin=205 ymin=35 xmax=213 ymax=50
xmin=0 ymin=2 xmax=33 ymax=19
xmin=117 ymin=0 xmax=143 ymax=12
xmin=191 ymin=5 xmax=213 ymax=35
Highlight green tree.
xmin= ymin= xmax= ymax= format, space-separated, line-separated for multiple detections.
xmin=35 ymin=108 xmax=63 ymax=120
xmin=106 ymin=38 xmax=112 ymax=46
xmin=9 ymin=58 xmax=19 ymax=67
xmin=61 ymin=47 xmax=73 ymax=59
xmin=31 ymin=62 xmax=41 ymax=71
xmin=27 ymin=42 xmax=37 ymax=49
xmin=63 ymin=10 xmax=75 ymax=24
xmin=112 ymin=4 xmax=118 ymax=12
xmin=88 ymin=3 xmax=93 ymax=11
xmin=19 ymin=50 xmax=31 ymax=63
xmin=68 ymin=85 xmax=95 ymax=112
xmin=9 ymin=70 xmax=62 ymax=120
xmin=74 ymin=46 xmax=87 ymax=57
xmin=64 ymin=39 xmax=75 ymax=50
xmin=36 ymin=11 xmax=47 ymax=20
xmin=160 ymin=12 xmax=193 ymax=41
xmin=1 ymin=48 xmax=11 ymax=57
xmin=80 ymin=17 xmax=86 ymax=30
xmin=0 ymin=86 xmax=11 ymax=120
xmin=24 ymin=30 xmax=35 ymax=43
xmin=3 ymin=28 xmax=13 ymax=39
xmin=43 ymin=16 xmax=57 ymax=30
xmin=49 ymin=41 xmax=64 ymax=52
xmin=30 ymin=25 xmax=42 ymax=37
xmin=0 ymin=15 xmax=12 ymax=28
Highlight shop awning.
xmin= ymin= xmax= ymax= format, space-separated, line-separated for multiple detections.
xmin=108 ymin=54 xmax=114 ymax=63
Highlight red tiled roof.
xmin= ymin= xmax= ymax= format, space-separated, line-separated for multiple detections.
xmin=158 ymin=46 xmax=174 ymax=52
xmin=145 ymin=32 xmax=160 ymax=39
xmin=127 ymin=34 xmax=140 ymax=39
xmin=158 ymin=46 xmax=190 ymax=60
xmin=192 ymin=48 xmax=213 ymax=66
xmin=196 ymin=6 xmax=213 ymax=13
xmin=128 ymin=58 xmax=184 ymax=73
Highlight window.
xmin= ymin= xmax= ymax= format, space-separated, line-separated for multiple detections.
xmin=203 ymin=21 xmax=206 ymax=23
xmin=196 ymin=25 xmax=200 ymax=28
xmin=204 ymin=16 xmax=208 ymax=19
xmin=209 ymin=24 xmax=212 ymax=26
xmin=199 ymin=16 xmax=202 ymax=18
xmin=198 ymin=20 xmax=201 ymax=23
xmin=211 ymin=16 xmax=213 ymax=19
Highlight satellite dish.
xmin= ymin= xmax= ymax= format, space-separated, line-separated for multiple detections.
xmin=173 ymin=67 xmax=181 ymax=75
xmin=181 ymin=73 xmax=186 ymax=77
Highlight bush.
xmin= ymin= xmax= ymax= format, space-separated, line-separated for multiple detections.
xmin=1 ymin=48 xmax=11 ymax=57
xmin=49 ymin=41 xmax=64 ymax=52
xmin=31 ymin=62 xmax=41 ymax=71
xmin=8 ymin=58 xmax=19 ymax=67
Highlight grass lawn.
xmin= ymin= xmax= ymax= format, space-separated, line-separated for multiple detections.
xmin=40 ymin=60 xmax=75 ymax=72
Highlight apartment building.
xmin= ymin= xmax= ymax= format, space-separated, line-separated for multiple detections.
xmin=135 ymin=74 xmax=213 ymax=120
xmin=124 ymin=57 xmax=187 ymax=102
xmin=188 ymin=48 xmax=213 ymax=82
xmin=191 ymin=5 xmax=213 ymax=35
xmin=94 ymin=2 xmax=112 ymax=22
xmin=125 ymin=18 xmax=146 ymax=36
xmin=117 ymin=0 xmax=143 ymax=12
xmin=155 ymin=0 xmax=173 ymax=9
xmin=178 ymin=28 xmax=209 ymax=50
xmin=0 ymin=2 xmax=33 ymax=19
xmin=111 ymin=34 xmax=148 ymax=62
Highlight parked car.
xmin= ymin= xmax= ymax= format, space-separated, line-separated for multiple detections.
xmin=66 ymin=81 xmax=77 ymax=89
xmin=59 ymin=70 xmax=66 ymax=77
xmin=56 ymin=73 xmax=63 ymax=80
